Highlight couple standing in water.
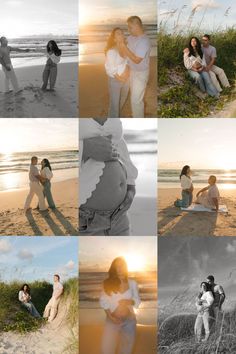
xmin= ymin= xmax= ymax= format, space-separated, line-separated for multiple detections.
xmin=0 ymin=37 xmax=61 ymax=93
xmin=105 ymin=16 xmax=151 ymax=118
xmin=24 ymin=156 xmax=55 ymax=213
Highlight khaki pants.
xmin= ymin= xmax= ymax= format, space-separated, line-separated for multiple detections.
xmin=24 ymin=182 xmax=47 ymax=211
xmin=210 ymin=65 xmax=230 ymax=89
xmin=2 ymin=64 xmax=20 ymax=92
xmin=130 ymin=69 xmax=149 ymax=118
xmin=194 ymin=311 xmax=210 ymax=341
xmin=43 ymin=296 xmax=60 ymax=322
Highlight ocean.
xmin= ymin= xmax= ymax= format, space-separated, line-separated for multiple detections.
xmin=158 ymin=169 xmax=236 ymax=189
xmin=7 ymin=37 xmax=78 ymax=68
xmin=0 ymin=150 xmax=78 ymax=192
xmin=79 ymin=24 xmax=157 ymax=65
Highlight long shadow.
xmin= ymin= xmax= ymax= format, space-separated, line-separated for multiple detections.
xmin=39 ymin=210 xmax=65 ymax=236
xmin=51 ymin=208 xmax=79 ymax=236
xmin=159 ymin=204 xmax=218 ymax=236
xmin=25 ymin=210 xmax=43 ymax=236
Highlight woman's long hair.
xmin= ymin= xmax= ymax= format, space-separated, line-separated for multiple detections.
xmin=42 ymin=158 xmax=52 ymax=171
xmin=104 ymin=27 xmax=122 ymax=55
xmin=180 ymin=165 xmax=190 ymax=179
xmin=103 ymin=257 xmax=128 ymax=295
xmin=188 ymin=36 xmax=203 ymax=58
xmin=200 ymin=281 xmax=214 ymax=295
xmin=47 ymin=40 xmax=62 ymax=56
xmin=21 ymin=284 xmax=31 ymax=294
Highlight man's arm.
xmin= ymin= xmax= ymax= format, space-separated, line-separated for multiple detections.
xmin=212 ymin=197 xmax=219 ymax=211
xmin=218 ymin=286 xmax=225 ymax=309
xmin=205 ymin=57 xmax=216 ymax=71
xmin=121 ymin=44 xmax=143 ymax=64
xmin=0 ymin=57 xmax=11 ymax=71
xmin=196 ymin=185 xmax=210 ymax=197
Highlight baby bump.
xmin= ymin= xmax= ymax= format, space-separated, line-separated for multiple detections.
xmin=83 ymin=160 xmax=127 ymax=211
xmin=112 ymin=303 xmax=132 ymax=319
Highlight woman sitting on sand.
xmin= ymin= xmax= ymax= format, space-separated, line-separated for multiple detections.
xmin=40 ymin=158 xmax=56 ymax=209
xmin=194 ymin=282 xmax=214 ymax=342
xmin=18 ymin=284 xmax=41 ymax=318
xmin=105 ymin=28 xmax=130 ymax=118
xmin=42 ymin=40 xmax=62 ymax=91
xmin=196 ymin=175 xmax=220 ymax=211
xmin=183 ymin=37 xmax=219 ymax=98
xmin=100 ymin=257 xmax=141 ymax=354
xmin=79 ymin=118 xmax=138 ymax=236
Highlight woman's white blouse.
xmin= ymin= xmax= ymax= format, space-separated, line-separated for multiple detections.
xmin=183 ymin=53 xmax=207 ymax=70
xmin=105 ymin=49 xmax=127 ymax=78
xmin=47 ymin=53 xmax=61 ymax=64
xmin=18 ymin=290 xmax=31 ymax=302
xmin=100 ymin=279 xmax=141 ymax=313
xmin=41 ymin=167 xmax=53 ymax=180
xmin=181 ymin=175 xmax=192 ymax=189
xmin=79 ymin=118 xmax=138 ymax=206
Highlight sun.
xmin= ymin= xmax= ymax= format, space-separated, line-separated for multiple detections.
xmin=123 ymin=253 xmax=146 ymax=272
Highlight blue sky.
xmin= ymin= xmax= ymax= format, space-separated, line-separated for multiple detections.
xmin=0 ymin=0 xmax=77 ymax=37
xmin=0 ymin=237 xmax=78 ymax=283
xmin=159 ymin=0 xmax=235 ymax=32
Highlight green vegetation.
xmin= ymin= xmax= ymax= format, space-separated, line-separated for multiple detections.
xmin=158 ymin=26 xmax=236 ymax=117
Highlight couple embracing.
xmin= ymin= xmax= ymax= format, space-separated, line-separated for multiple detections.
xmin=105 ymin=16 xmax=151 ymax=118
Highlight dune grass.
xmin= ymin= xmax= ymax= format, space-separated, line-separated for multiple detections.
xmin=158 ymin=4 xmax=236 ymax=117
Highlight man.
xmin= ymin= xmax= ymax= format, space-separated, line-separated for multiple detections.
xmin=119 ymin=16 xmax=151 ymax=118
xmin=43 ymin=274 xmax=64 ymax=322
xmin=202 ymin=34 xmax=230 ymax=91
xmin=206 ymin=275 xmax=225 ymax=319
xmin=196 ymin=175 xmax=220 ymax=211
xmin=24 ymin=156 xmax=47 ymax=212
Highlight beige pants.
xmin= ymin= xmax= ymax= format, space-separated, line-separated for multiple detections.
xmin=196 ymin=191 xmax=213 ymax=209
xmin=2 ymin=64 xmax=20 ymax=92
xmin=24 ymin=182 xmax=47 ymax=211
xmin=43 ymin=296 xmax=60 ymax=322
xmin=194 ymin=311 xmax=210 ymax=341
xmin=209 ymin=65 xmax=230 ymax=90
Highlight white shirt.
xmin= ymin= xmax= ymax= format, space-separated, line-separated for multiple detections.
xmin=105 ymin=49 xmax=127 ymax=78
xmin=196 ymin=291 xmax=214 ymax=313
xmin=19 ymin=290 xmax=31 ymax=302
xmin=41 ymin=166 xmax=53 ymax=180
xmin=29 ymin=164 xmax=40 ymax=183
xmin=47 ymin=53 xmax=61 ymax=64
xmin=79 ymin=118 xmax=138 ymax=206
xmin=127 ymin=34 xmax=151 ymax=71
xmin=183 ymin=53 xmax=207 ymax=70
xmin=100 ymin=279 xmax=141 ymax=313
xmin=181 ymin=175 xmax=192 ymax=189
xmin=52 ymin=281 xmax=63 ymax=298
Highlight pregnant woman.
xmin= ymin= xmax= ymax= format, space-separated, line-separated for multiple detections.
xmin=100 ymin=257 xmax=141 ymax=354
xmin=79 ymin=118 xmax=138 ymax=236
xmin=40 ymin=158 xmax=56 ymax=209
xmin=105 ymin=28 xmax=130 ymax=117
xmin=18 ymin=284 xmax=41 ymax=318
xmin=42 ymin=40 xmax=61 ymax=91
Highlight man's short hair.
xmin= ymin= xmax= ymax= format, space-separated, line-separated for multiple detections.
xmin=209 ymin=175 xmax=217 ymax=183
xmin=203 ymin=34 xmax=211 ymax=40
xmin=127 ymin=16 xmax=143 ymax=27
xmin=54 ymin=274 xmax=60 ymax=280
xmin=207 ymin=275 xmax=214 ymax=282
xmin=31 ymin=156 xmax=38 ymax=163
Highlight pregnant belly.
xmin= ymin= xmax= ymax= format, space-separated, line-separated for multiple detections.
xmin=83 ymin=160 xmax=127 ymax=210
xmin=112 ymin=304 xmax=132 ymax=319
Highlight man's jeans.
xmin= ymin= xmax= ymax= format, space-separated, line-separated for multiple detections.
xmin=79 ymin=206 xmax=130 ymax=236
xmin=194 ymin=311 xmax=210 ymax=341
xmin=130 ymin=69 xmax=149 ymax=117
xmin=108 ymin=77 xmax=129 ymax=118
xmin=188 ymin=70 xmax=219 ymax=97
xmin=101 ymin=317 xmax=136 ymax=354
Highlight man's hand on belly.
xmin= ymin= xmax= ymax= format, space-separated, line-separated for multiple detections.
xmin=83 ymin=136 xmax=119 ymax=162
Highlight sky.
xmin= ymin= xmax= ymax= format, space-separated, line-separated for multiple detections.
xmin=79 ymin=0 xmax=157 ymax=26
xmin=158 ymin=119 xmax=236 ymax=170
xmin=0 ymin=118 xmax=78 ymax=153
xmin=0 ymin=0 xmax=77 ymax=37
xmin=79 ymin=236 xmax=157 ymax=272
xmin=158 ymin=0 xmax=235 ymax=32
xmin=0 ymin=237 xmax=78 ymax=282
xmin=159 ymin=236 xmax=236 ymax=302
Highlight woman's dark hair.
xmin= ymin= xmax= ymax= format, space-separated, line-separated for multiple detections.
xmin=103 ymin=257 xmax=128 ymax=295
xmin=180 ymin=165 xmax=190 ymax=179
xmin=21 ymin=284 xmax=31 ymax=294
xmin=200 ymin=282 xmax=211 ymax=292
xmin=42 ymin=158 xmax=52 ymax=171
xmin=47 ymin=40 xmax=62 ymax=56
xmin=104 ymin=27 xmax=122 ymax=55
xmin=188 ymin=36 xmax=203 ymax=58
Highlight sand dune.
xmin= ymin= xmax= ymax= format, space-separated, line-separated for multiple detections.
xmin=0 ymin=63 xmax=78 ymax=118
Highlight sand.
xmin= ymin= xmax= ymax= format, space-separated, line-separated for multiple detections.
xmin=158 ymin=187 xmax=236 ymax=236
xmin=79 ymin=324 xmax=157 ymax=354
xmin=79 ymin=57 xmax=157 ymax=118
xmin=0 ymin=63 xmax=78 ymax=117
xmin=0 ymin=179 xmax=78 ymax=236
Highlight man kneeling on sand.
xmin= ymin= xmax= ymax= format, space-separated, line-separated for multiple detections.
xmin=24 ymin=156 xmax=47 ymax=212
xmin=196 ymin=175 xmax=220 ymax=211
xmin=43 ymin=274 xmax=64 ymax=322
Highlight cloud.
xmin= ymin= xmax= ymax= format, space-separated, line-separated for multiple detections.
xmin=0 ymin=239 xmax=12 ymax=254
xmin=7 ymin=0 xmax=23 ymax=6
xmin=65 ymin=260 xmax=75 ymax=270
xmin=17 ymin=249 xmax=34 ymax=261
xmin=192 ymin=0 xmax=220 ymax=10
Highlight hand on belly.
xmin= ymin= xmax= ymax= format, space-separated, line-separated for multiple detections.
xmin=112 ymin=303 xmax=131 ymax=320
xmin=83 ymin=160 xmax=127 ymax=210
